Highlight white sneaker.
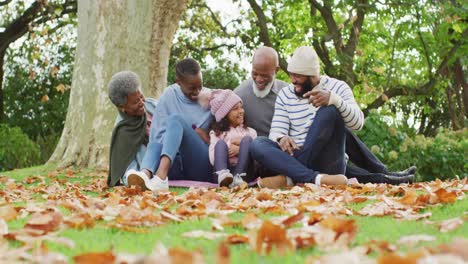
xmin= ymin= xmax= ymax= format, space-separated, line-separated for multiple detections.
xmin=150 ymin=175 xmax=169 ymax=192
xmin=216 ymin=169 xmax=233 ymax=187
xmin=126 ymin=169 xmax=152 ymax=191
xmin=229 ymin=173 xmax=246 ymax=188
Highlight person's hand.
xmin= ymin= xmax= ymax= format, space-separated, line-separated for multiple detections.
xmin=195 ymin=128 xmax=210 ymax=144
xmin=230 ymin=136 xmax=242 ymax=146
xmin=229 ymin=144 xmax=240 ymax=157
xmin=303 ymin=90 xmax=330 ymax=107
xmin=278 ymin=136 xmax=299 ymax=156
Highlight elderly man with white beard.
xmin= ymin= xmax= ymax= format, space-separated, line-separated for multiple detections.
xmin=237 ymin=46 xmax=415 ymax=188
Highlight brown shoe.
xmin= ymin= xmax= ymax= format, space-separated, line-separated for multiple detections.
xmin=258 ymin=175 xmax=293 ymax=189
xmin=319 ymin=174 xmax=348 ymax=186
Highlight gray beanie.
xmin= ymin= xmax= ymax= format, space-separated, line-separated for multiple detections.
xmin=287 ymin=46 xmax=320 ymax=76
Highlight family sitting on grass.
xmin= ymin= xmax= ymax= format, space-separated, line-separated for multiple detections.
xmin=107 ymin=46 xmax=416 ymax=192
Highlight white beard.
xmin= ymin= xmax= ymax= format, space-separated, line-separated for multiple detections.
xmin=252 ymin=79 xmax=275 ymax=98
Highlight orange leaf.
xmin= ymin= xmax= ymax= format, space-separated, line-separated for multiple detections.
xmin=434 ymin=188 xmax=457 ymax=204
xmin=256 ymin=191 xmax=273 ymax=201
xmin=282 ymin=212 xmax=304 ymax=228
xmin=216 ymin=242 xmax=230 ymax=264
xmin=399 ymin=190 xmax=417 ymax=205
xmin=25 ymin=211 xmax=62 ymax=234
xmin=252 ymin=220 xmax=294 ymax=255
xmin=226 ymin=234 xmax=249 ymax=244
xmin=320 ymin=216 xmax=358 ymax=241
xmin=74 ymin=251 xmax=115 ymax=264
xmin=169 ymin=247 xmax=204 ymax=264
xmin=308 ymin=212 xmax=323 ymax=225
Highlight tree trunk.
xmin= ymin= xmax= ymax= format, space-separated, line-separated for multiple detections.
xmin=49 ymin=0 xmax=188 ymax=168
xmin=0 ymin=49 xmax=4 ymax=122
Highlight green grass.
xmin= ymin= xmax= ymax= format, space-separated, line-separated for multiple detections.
xmin=1 ymin=165 xmax=467 ymax=263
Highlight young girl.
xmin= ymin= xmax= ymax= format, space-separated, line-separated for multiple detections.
xmin=201 ymin=90 xmax=257 ymax=187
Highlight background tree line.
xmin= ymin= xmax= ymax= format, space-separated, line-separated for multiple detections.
xmin=0 ymin=0 xmax=466 ymax=180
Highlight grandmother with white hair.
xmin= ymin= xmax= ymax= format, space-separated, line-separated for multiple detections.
xmin=106 ymin=71 xmax=158 ymax=187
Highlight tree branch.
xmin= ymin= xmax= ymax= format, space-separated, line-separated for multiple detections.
xmin=186 ymin=43 xmax=236 ymax=52
xmin=0 ymin=0 xmax=77 ymax=52
xmin=343 ymin=0 xmax=367 ymax=57
xmin=308 ymin=0 xmax=344 ymax=52
xmin=363 ymin=27 xmax=468 ymax=114
xmin=246 ymin=0 xmax=288 ymax=72
xmin=0 ymin=0 xmax=12 ymax=7
xmin=0 ymin=1 xmax=43 ymax=51
xmin=415 ymin=8 xmax=432 ymax=76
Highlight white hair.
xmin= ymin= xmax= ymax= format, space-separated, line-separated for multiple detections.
xmin=108 ymin=71 xmax=141 ymax=106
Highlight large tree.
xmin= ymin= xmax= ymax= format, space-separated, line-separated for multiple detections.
xmin=49 ymin=0 xmax=188 ymax=168
xmin=0 ymin=0 xmax=77 ymax=121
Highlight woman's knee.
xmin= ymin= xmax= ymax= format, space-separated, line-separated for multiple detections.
xmin=240 ymin=135 xmax=253 ymax=144
xmin=215 ymin=139 xmax=228 ymax=150
xmin=167 ymin=114 xmax=186 ymax=125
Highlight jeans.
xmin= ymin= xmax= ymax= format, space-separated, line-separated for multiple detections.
xmin=141 ymin=114 xmax=214 ymax=182
xmin=250 ymin=106 xmax=346 ymax=183
xmin=344 ymin=129 xmax=388 ymax=175
xmin=213 ymin=136 xmax=253 ymax=180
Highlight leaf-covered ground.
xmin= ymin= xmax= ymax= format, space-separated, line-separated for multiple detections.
xmin=1 ymin=164 xmax=467 ymax=263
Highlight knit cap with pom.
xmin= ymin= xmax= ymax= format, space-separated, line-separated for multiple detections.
xmin=209 ymin=90 xmax=242 ymax=122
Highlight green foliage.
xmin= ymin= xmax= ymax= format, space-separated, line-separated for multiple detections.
xmin=1 ymin=1 xmax=76 ymax=162
xmin=357 ymin=112 xmax=467 ymax=181
xmin=0 ymin=124 xmax=41 ymax=171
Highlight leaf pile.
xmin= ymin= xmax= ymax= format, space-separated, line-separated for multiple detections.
xmin=0 ymin=171 xmax=466 ymax=263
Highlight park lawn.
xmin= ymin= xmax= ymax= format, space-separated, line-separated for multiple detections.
xmin=1 ymin=165 xmax=467 ymax=263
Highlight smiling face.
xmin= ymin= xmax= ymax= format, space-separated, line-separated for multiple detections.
xmin=226 ymin=102 xmax=245 ymax=127
xmin=289 ymin=73 xmax=320 ymax=97
xmin=251 ymin=52 xmax=278 ymax=90
xmin=177 ymin=72 xmax=203 ymax=101
xmin=120 ymin=90 xmax=145 ymax=116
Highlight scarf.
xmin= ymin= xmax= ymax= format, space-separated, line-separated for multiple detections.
xmin=107 ymin=110 xmax=148 ymax=187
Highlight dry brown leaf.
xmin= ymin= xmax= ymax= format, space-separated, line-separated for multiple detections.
xmin=397 ymin=234 xmax=436 ymax=247
xmin=64 ymin=213 xmax=95 ymax=229
xmin=226 ymin=234 xmax=249 ymax=244
xmin=434 ymin=188 xmax=457 ymax=204
xmin=0 ymin=205 xmax=18 ymax=221
xmin=241 ymin=213 xmax=262 ymax=230
xmin=25 ymin=211 xmax=62 ymax=234
xmin=282 ymin=212 xmax=304 ymax=228
xmin=169 ymin=247 xmax=205 ymax=264
xmin=319 ymin=216 xmax=357 ymax=241
xmin=437 ymin=217 xmax=464 ymax=232
xmin=308 ymin=212 xmax=324 ymax=225
xmin=256 ymin=191 xmax=273 ymax=201
xmin=216 ymin=242 xmax=230 ymax=264
xmin=74 ymin=251 xmax=116 ymax=264
xmin=437 ymin=238 xmax=468 ymax=261
xmin=250 ymin=220 xmax=294 ymax=255
xmin=399 ymin=190 xmax=417 ymax=206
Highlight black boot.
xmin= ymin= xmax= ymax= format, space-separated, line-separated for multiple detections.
xmin=382 ymin=174 xmax=414 ymax=185
xmin=384 ymin=166 xmax=417 ymax=177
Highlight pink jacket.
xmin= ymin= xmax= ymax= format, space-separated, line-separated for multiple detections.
xmin=209 ymin=126 xmax=257 ymax=166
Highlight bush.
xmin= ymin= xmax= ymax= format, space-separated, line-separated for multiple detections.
xmin=356 ymin=113 xmax=467 ymax=181
xmin=0 ymin=124 xmax=41 ymax=171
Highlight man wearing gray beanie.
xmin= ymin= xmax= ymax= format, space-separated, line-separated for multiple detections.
xmin=250 ymin=46 xmax=414 ymax=188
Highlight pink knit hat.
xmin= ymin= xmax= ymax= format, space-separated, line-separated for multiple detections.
xmin=209 ymin=90 xmax=242 ymax=122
